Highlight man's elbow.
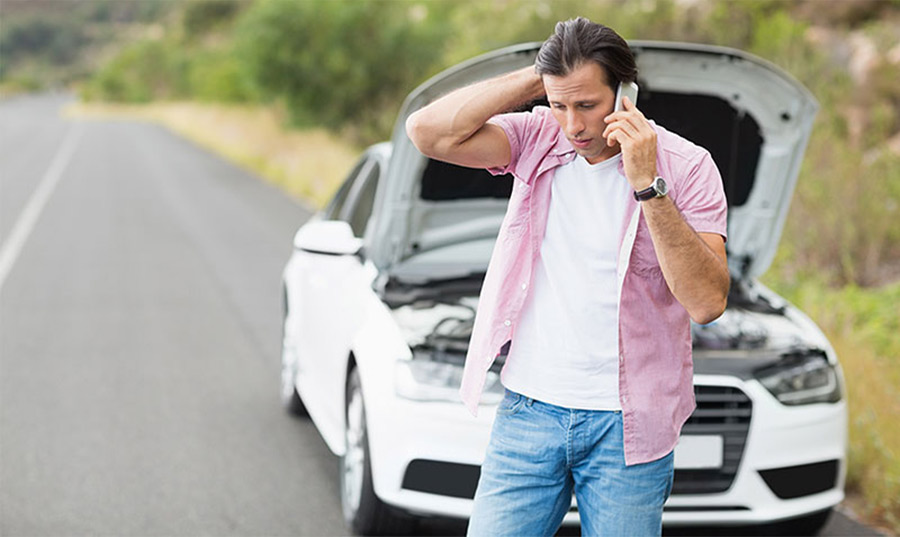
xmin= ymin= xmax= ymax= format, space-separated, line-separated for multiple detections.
xmin=690 ymin=301 xmax=726 ymax=325
xmin=689 ymin=288 xmax=729 ymax=325
xmin=406 ymin=111 xmax=439 ymax=157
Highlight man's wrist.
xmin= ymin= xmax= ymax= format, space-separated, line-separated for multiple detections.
xmin=518 ymin=66 xmax=545 ymax=101
xmin=634 ymin=176 xmax=669 ymax=201
xmin=631 ymin=176 xmax=655 ymax=191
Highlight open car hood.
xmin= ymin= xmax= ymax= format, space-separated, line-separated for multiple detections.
xmin=371 ymin=41 xmax=818 ymax=280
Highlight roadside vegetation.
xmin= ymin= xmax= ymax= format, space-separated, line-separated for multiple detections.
xmin=64 ymin=100 xmax=356 ymax=208
xmin=0 ymin=0 xmax=171 ymax=96
xmin=773 ymin=278 xmax=900 ymax=531
xmin=4 ymin=0 xmax=898 ymax=531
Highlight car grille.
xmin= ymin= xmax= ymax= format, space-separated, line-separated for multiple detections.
xmin=673 ymin=385 xmax=752 ymax=495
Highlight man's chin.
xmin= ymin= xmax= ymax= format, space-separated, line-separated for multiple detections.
xmin=576 ymin=141 xmax=620 ymax=163
xmin=575 ymin=145 xmax=607 ymax=162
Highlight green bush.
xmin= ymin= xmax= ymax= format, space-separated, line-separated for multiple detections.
xmin=234 ymin=0 xmax=451 ymax=142
xmin=85 ymin=39 xmax=190 ymax=102
xmin=83 ymin=0 xmax=172 ymax=25
xmin=182 ymin=0 xmax=245 ymax=36
xmin=0 ymin=14 xmax=88 ymax=67
xmin=188 ymin=49 xmax=256 ymax=103
xmin=0 ymin=73 xmax=43 ymax=96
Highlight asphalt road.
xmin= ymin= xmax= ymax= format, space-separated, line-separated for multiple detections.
xmin=0 ymin=94 xmax=887 ymax=537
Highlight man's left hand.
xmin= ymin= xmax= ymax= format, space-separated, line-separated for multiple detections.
xmin=603 ymin=96 xmax=657 ymax=191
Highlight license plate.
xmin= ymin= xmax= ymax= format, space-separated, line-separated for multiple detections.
xmin=674 ymin=435 xmax=724 ymax=469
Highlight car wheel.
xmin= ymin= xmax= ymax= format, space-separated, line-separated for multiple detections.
xmin=341 ymin=367 xmax=412 ymax=536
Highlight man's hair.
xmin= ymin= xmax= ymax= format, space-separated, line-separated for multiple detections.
xmin=534 ymin=17 xmax=637 ymax=89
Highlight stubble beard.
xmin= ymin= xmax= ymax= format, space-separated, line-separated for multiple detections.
xmin=577 ymin=137 xmax=620 ymax=164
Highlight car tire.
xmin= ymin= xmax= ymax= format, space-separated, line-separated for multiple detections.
xmin=341 ymin=367 xmax=413 ymax=536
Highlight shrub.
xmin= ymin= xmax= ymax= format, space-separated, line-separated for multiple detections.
xmin=234 ymin=0 xmax=451 ymax=142
xmin=182 ymin=0 xmax=245 ymax=36
xmin=85 ymin=38 xmax=190 ymax=102
xmin=188 ymin=49 xmax=256 ymax=103
xmin=0 ymin=14 xmax=88 ymax=67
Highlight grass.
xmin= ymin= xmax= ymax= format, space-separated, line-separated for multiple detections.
xmin=63 ymin=100 xmax=361 ymax=209
xmin=765 ymin=276 xmax=900 ymax=533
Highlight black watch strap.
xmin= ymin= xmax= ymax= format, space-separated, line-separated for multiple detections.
xmin=633 ymin=176 xmax=667 ymax=202
xmin=633 ymin=185 xmax=657 ymax=202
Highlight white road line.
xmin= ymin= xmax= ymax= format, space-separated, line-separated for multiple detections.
xmin=0 ymin=124 xmax=83 ymax=295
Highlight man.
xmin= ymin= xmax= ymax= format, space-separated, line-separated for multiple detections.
xmin=406 ymin=17 xmax=729 ymax=537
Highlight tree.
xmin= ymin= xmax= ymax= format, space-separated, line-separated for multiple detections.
xmin=235 ymin=0 xmax=451 ymax=142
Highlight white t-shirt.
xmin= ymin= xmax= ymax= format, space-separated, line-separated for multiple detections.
xmin=501 ymin=154 xmax=630 ymax=410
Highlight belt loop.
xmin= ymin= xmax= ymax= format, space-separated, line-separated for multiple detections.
xmin=526 ymin=397 xmax=534 ymax=407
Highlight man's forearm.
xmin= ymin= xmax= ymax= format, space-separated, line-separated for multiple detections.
xmin=641 ymin=197 xmax=730 ymax=324
xmin=406 ymin=66 xmax=544 ymax=155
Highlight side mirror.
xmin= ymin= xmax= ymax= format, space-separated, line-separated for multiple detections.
xmin=294 ymin=220 xmax=363 ymax=256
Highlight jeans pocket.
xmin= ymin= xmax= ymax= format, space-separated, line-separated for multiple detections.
xmin=496 ymin=390 xmax=525 ymax=416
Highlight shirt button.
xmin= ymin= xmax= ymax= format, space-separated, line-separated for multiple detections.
xmin=504 ymin=319 xmax=511 ymax=326
xmin=521 ymin=283 xmax=527 ymax=290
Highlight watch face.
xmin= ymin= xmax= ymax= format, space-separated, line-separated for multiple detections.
xmin=655 ymin=177 xmax=668 ymax=196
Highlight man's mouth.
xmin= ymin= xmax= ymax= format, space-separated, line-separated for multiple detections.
xmin=572 ymin=138 xmax=592 ymax=149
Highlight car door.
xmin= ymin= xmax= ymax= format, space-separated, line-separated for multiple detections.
xmin=294 ymin=156 xmax=382 ymax=440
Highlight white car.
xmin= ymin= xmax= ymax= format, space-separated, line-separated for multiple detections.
xmin=281 ymin=42 xmax=847 ymax=536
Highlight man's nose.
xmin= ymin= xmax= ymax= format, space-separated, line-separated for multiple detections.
xmin=567 ymin=111 xmax=584 ymax=137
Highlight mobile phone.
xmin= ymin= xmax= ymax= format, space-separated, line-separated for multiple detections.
xmin=614 ymin=81 xmax=639 ymax=112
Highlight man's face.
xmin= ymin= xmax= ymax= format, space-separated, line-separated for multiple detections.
xmin=543 ymin=62 xmax=618 ymax=164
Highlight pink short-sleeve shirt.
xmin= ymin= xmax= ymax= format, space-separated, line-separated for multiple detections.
xmin=459 ymin=105 xmax=728 ymax=466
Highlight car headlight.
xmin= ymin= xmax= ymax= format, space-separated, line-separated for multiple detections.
xmin=394 ymin=350 xmax=504 ymax=404
xmin=754 ymin=351 xmax=842 ymax=405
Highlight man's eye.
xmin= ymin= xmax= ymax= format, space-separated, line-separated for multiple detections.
xmin=579 ymin=104 xmax=595 ymax=110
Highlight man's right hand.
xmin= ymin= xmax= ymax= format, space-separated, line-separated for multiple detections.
xmin=405 ymin=66 xmax=545 ymax=170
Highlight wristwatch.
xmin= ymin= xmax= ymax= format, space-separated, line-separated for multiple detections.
xmin=633 ymin=176 xmax=668 ymax=201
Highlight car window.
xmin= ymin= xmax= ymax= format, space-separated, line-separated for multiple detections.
xmin=346 ymin=162 xmax=380 ymax=237
xmin=325 ymin=157 xmax=367 ymax=220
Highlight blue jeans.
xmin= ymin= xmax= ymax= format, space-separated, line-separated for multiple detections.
xmin=467 ymin=390 xmax=675 ymax=537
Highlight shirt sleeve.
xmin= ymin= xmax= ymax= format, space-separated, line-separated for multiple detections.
xmin=485 ymin=109 xmax=545 ymax=178
xmin=675 ymin=150 xmax=729 ymax=241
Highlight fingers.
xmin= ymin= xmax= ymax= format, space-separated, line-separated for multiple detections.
xmin=604 ymin=100 xmax=652 ymax=147
xmin=604 ymin=97 xmax=644 ymax=124
xmin=602 ymin=98 xmax=657 ymax=184
xmin=604 ymin=117 xmax=641 ymax=143
xmin=604 ymin=118 xmax=647 ymax=149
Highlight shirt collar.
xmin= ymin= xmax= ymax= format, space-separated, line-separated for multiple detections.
xmin=551 ymin=128 xmax=576 ymax=156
